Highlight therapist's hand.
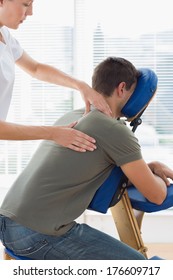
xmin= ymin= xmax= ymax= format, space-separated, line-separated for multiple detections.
xmin=79 ymin=82 xmax=112 ymax=117
xmin=50 ymin=122 xmax=97 ymax=152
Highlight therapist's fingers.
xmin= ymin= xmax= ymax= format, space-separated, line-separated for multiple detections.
xmin=51 ymin=125 xmax=96 ymax=152
xmin=84 ymin=101 xmax=91 ymax=115
xmin=80 ymin=83 xmax=112 ymax=117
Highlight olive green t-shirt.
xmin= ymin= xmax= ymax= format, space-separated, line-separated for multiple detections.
xmin=0 ymin=108 xmax=142 ymax=235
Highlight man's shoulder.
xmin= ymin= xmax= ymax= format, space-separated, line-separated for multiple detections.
xmin=53 ymin=108 xmax=129 ymax=135
xmin=53 ymin=108 xmax=113 ymax=127
xmin=54 ymin=108 xmax=85 ymax=126
xmin=76 ymin=110 xmax=130 ymax=138
xmin=82 ymin=110 xmax=127 ymax=129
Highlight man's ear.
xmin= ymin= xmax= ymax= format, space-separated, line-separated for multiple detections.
xmin=117 ymin=82 xmax=126 ymax=97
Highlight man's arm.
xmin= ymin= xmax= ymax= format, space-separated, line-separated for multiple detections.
xmin=121 ymin=159 xmax=173 ymax=205
xmin=16 ymin=51 xmax=112 ymax=116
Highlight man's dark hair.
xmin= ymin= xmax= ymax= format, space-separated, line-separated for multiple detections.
xmin=92 ymin=57 xmax=139 ymax=97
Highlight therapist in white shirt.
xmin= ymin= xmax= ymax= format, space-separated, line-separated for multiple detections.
xmin=0 ymin=0 xmax=112 ymax=152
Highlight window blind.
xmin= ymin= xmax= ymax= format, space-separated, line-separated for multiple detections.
xmin=74 ymin=0 xmax=173 ymax=168
xmin=0 ymin=0 xmax=74 ymax=177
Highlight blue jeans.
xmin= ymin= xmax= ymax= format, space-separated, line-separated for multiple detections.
xmin=0 ymin=215 xmax=145 ymax=260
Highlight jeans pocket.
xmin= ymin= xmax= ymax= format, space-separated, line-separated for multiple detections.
xmin=11 ymin=239 xmax=49 ymax=258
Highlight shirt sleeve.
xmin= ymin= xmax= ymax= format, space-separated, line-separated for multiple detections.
xmin=11 ymin=37 xmax=23 ymax=61
xmin=10 ymin=34 xmax=23 ymax=61
xmin=3 ymin=27 xmax=23 ymax=61
xmin=101 ymin=120 xmax=142 ymax=167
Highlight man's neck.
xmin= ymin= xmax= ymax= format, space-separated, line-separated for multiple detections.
xmin=104 ymin=95 xmax=121 ymax=119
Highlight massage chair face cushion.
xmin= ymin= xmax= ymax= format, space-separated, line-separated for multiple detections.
xmin=121 ymin=68 xmax=158 ymax=121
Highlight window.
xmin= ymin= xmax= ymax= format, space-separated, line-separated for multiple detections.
xmin=0 ymin=0 xmax=173 ymax=195
xmin=74 ymin=0 xmax=173 ymax=169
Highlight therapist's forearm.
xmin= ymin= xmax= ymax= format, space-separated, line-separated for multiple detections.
xmin=33 ymin=62 xmax=85 ymax=92
xmin=0 ymin=120 xmax=52 ymax=141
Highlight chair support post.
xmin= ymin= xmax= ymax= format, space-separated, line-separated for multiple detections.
xmin=111 ymin=189 xmax=148 ymax=258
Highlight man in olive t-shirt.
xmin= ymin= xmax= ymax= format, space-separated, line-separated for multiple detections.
xmin=0 ymin=107 xmax=142 ymax=235
xmin=0 ymin=57 xmax=172 ymax=260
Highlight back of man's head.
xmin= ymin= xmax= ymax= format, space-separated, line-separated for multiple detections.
xmin=92 ymin=57 xmax=139 ymax=97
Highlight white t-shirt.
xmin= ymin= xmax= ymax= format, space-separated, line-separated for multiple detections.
xmin=0 ymin=27 xmax=23 ymax=120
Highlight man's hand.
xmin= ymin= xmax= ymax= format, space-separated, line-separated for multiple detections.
xmin=148 ymin=161 xmax=173 ymax=186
